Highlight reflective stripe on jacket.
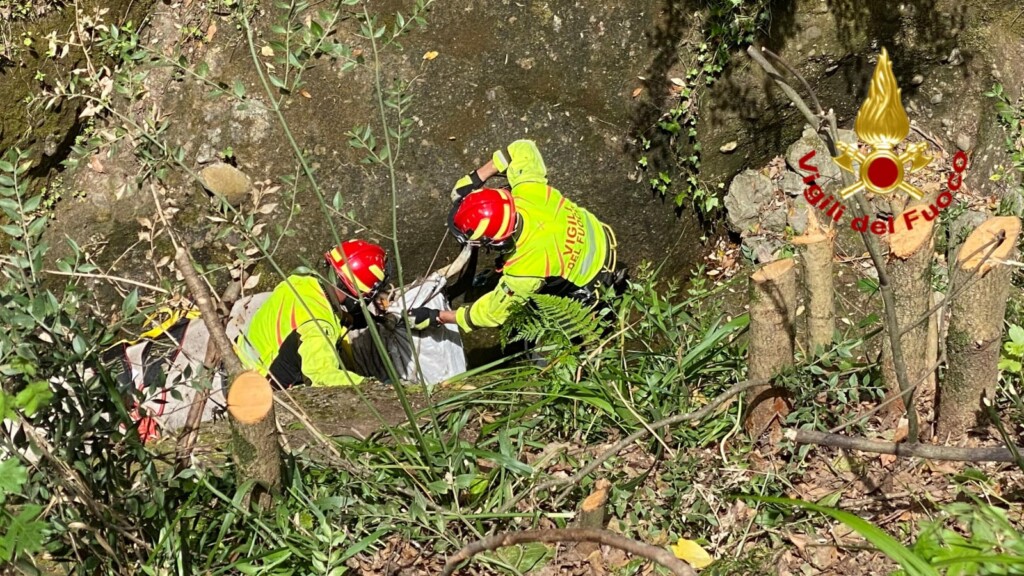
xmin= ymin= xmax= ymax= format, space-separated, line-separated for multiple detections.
xmin=457 ymin=140 xmax=611 ymax=332
xmin=238 ymin=275 xmax=363 ymax=387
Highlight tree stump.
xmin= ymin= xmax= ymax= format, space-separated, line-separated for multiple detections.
xmin=574 ymin=478 xmax=611 ymax=556
xmin=175 ymin=247 xmax=282 ymax=508
xmin=792 ymin=218 xmax=835 ymax=354
xmin=227 ymin=371 xmax=282 ymax=506
xmin=745 ymin=259 xmax=797 ymax=438
xmin=880 ymin=208 xmax=935 ymax=420
xmin=938 ymin=216 xmax=1021 ymax=439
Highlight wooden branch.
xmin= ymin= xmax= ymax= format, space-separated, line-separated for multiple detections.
xmin=746 ymin=46 xmax=821 ymax=132
xmin=498 ymin=379 xmax=769 ymax=513
xmin=174 ymin=248 xmax=244 ymax=376
xmin=746 ymin=259 xmax=797 ymax=438
xmin=174 ymin=279 xmax=244 ymax=472
xmin=440 ymin=529 xmax=697 ymax=576
xmin=785 ymin=428 xmax=1023 ymax=463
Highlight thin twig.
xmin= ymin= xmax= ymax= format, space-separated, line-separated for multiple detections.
xmin=441 ymin=529 xmax=697 ymax=576
xmin=498 ymin=379 xmax=768 ymax=513
xmin=746 ymin=46 xmax=822 ymax=133
xmin=42 ymin=269 xmax=170 ymax=294
xmin=786 ymin=428 xmax=1022 ymax=463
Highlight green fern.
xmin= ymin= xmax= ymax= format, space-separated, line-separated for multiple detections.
xmin=501 ymin=293 xmax=604 ymax=348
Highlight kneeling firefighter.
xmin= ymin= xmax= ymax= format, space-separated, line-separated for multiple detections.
xmin=406 ymin=139 xmax=627 ymax=334
xmin=237 ymin=240 xmax=391 ymax=388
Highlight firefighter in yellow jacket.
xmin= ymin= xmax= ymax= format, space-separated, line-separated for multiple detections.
xmin=407 ymin=139 xmax=624 ymax=333
xmin=237 ymin=240 xmax=389 ymax=388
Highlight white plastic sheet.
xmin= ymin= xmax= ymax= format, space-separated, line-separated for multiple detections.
xmin=346 ymin=272 xmax=467 ymax=387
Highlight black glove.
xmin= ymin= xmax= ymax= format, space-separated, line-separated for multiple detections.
xmin=406 ymin=307 xmax=441 ymax=331
xmin=451 ymin=170 xmax=484 ymax=202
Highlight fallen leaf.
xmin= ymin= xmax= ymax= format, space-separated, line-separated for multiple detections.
xmin=352 ymin=48 xmax=364 ymax=58
xmin=422 ymin=50 xmax=439 ymax=60
xmin=137 ymin=217 xmax=153 ymax=229
xmin=670 ymin=77 xmax=685 ymax=86
xmin=261 ymin=45 xmax=275 ymax=57
xmin=88 ymin=154 xmax=106 ymax=174
xmin=205 ymin=21 xmax=218 ymax=42
xmin=671 ymin=538 xmax=714 ymax=569
xmin=243 ymin=274 xmax=261 ymax=290
xmin=299 ymin=89 xmax=311 ymax=99
xmin=631 ymin=87 xmax=643 ymax=98
xmin=719 ymin=141 xmax=738 ymax=153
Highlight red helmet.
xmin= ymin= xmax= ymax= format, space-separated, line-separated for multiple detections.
xmin=448 ymin=188 xmax=519 ymax=249
xmin=324 ymin=240 xmax=389 ymax=299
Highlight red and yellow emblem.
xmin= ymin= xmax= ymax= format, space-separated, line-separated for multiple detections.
xmin=834 ymin=48 xmax=932 ymax=200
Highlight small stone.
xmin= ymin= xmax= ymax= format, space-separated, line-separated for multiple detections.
xmin=947 ymin=47 xmax=963 ymax=66
xmin=724 ymin=169 xmax=775 ymax=233
xmin=199 ymin=162 xmax=252 ymax=207
xmin=788 ymin=200 xmax=810 ymax=234
xmin=762 ymin=206 xmax=788 ymax=233
xmin=956 ymin=133 xmax=972 ymax=151
xmin=719 ymin=140 xmax=738 ymax=153
xmin=911 ymin=74 xmax=924 ymax=86
xmin=930 ymin=92 xmax=943 ymax=105
xmin=781 ymin=171 xmax=805 ymax=197
xmin=941 ymin=118 xmax=952 ymax=128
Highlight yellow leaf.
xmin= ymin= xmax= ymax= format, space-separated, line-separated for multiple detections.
xmin=423 ymin=50 xmax=439 ymax=60
xmin=261 ymin=45 xmax=274 ymax=57
xmin=671 ymin=538 xmax=714 ymax=569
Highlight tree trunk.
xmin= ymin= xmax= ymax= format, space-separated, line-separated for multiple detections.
xmin=174 ymin=248 xmax=282 ymax=508
xmin=880 ymin=208 xmax=935 ymax=421
xmin=938 ymin=216 xmax=1020 ymax=440
xmin=745 ymin=258 xmax=797 ymax=439
xmin=792 ymin=224 xmax=835 ymax=354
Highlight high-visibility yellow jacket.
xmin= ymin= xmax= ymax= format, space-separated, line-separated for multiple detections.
xmin=454 ymin=140 xmax=613 ymax=332
xmin=237 ymin=275 xmax=364 ymax=387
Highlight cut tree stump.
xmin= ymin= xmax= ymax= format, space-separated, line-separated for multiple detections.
xmin=880 ymin=208 xmax=936 ymax=421
xmin=792 ymin=212 xmax=835 ymax=354
xmin=938 ymin=216 xmax=1021 ymax=439
xmin=574 ymin=478 xmax=611 ymax=555
xmin=175 ymin=247 xmax=282 ymax=509
xmin=745 ymin=258 xmax=797 ymax=439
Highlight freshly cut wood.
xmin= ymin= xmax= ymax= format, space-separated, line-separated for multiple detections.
xmin=228 ymin=371 xmax=275 ymax=424
xmin=939 ymin=216 xmax=1021 ymax=439
xmin=574 ymin=478 xmax=611 ymax=555
xmin=880 ymin=208 xmax=935 ymax=421
xmin=745 ymin=259 xmax=797 ymax=438
xmin=792 ymin=219 xmax=835 ymax=353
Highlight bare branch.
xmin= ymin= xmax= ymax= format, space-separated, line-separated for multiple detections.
xmin=441 ymin=528 xmax=697 ymax=576
xmin=786 ymin=428 xmax=1023 ymax=463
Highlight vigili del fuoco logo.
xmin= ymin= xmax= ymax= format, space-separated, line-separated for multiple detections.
xmin=799 ymin=47 xmax=967 ymax=234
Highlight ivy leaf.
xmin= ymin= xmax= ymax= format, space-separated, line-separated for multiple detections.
xmin=1009 ymin=324 xmax=1024 ymax=345
xmin=15 ymin=381 xmax=53 ymax=417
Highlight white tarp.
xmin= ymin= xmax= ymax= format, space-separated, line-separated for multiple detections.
xmin=347 ymin=272 xmax=466 ymax=387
